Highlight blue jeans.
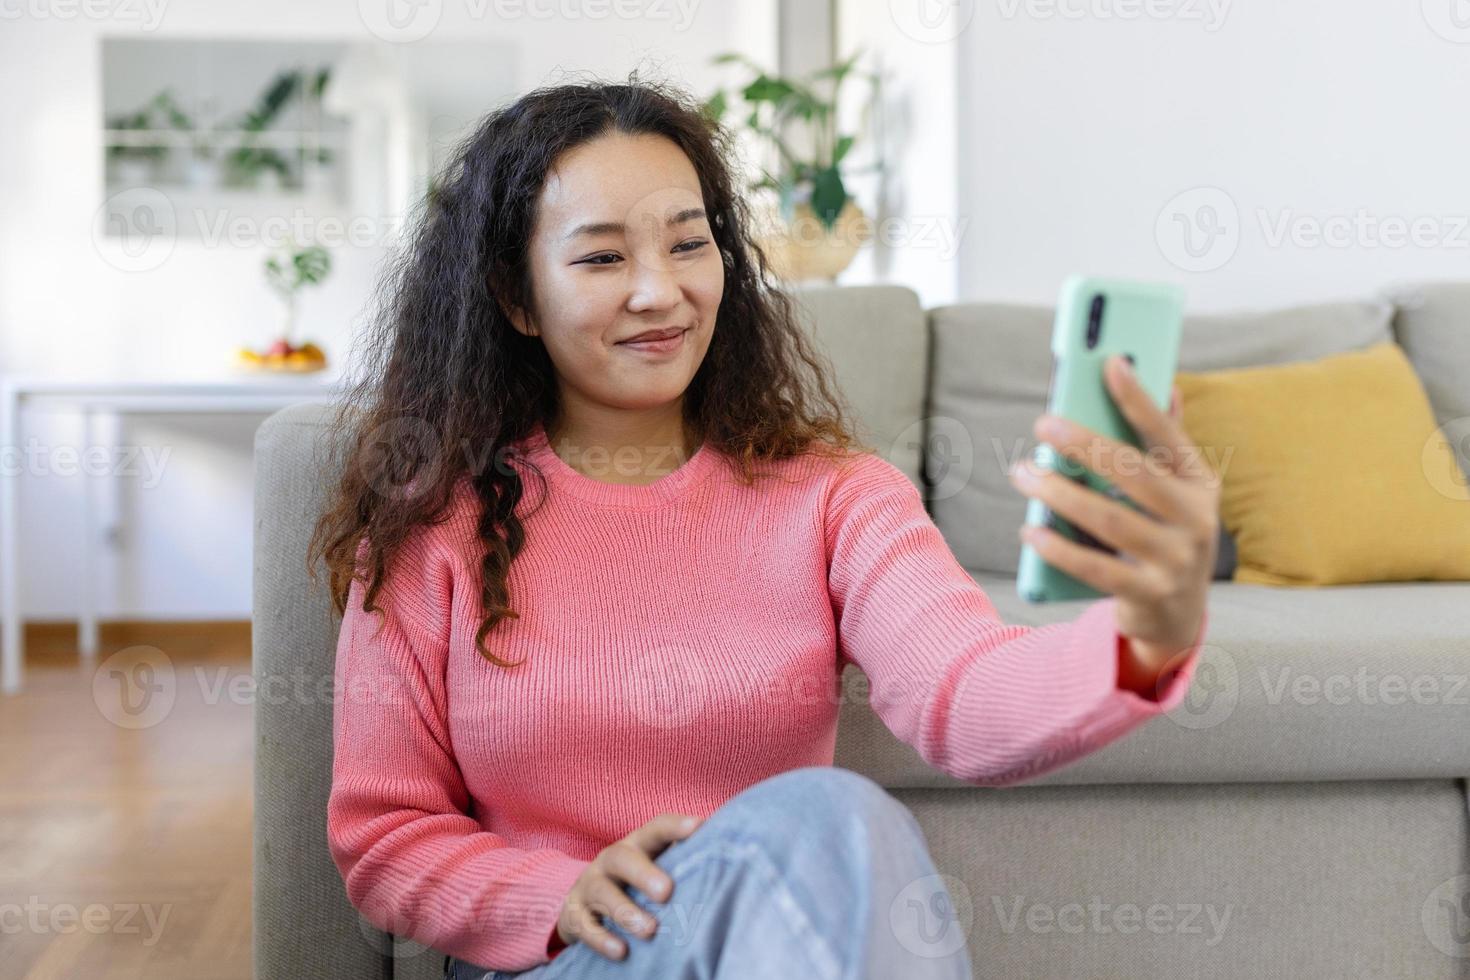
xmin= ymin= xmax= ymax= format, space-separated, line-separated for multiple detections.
xmin=444 ymin=765 xmax=973 ymax=979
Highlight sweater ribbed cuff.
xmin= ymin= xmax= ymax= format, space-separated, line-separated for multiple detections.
xmin=457 ymin=852 xmax=590 ymax=971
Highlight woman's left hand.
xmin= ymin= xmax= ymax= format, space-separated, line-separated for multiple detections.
xmin=1007 ymin=354 xmax=1219 ymax=684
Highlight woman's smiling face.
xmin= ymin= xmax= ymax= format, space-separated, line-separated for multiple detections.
xmin=508 ymin=130 xmax=725 ymax=421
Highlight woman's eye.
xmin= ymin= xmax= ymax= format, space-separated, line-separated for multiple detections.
xmin=577 ymin=241 xmax=706 ymax=266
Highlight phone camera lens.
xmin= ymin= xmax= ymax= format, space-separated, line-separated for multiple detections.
xmin=1086 ymin=295 xmax=1105 ymax=349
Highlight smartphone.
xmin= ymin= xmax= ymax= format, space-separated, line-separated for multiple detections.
xmin=1016 ymin=276 xmax=1185 ymax=603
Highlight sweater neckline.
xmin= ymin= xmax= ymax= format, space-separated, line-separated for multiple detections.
xmin=518 ymin=421 xmax=721 ymax=507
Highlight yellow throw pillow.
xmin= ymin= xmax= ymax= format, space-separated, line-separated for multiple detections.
xmin=1174 ymin=341 xmax=1470 ymax=586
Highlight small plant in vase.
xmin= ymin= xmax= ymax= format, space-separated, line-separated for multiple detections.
xmin=163 ymin=92 xmax=221 ymax=188
xmin=236 ymin=243 xmax=330 ymax=373
xmin=703 ymin=49 xmax=885 ymax=282
xmin=149 ymin=90 xmax=219 ymax=188
xmin=105 ymin=90 xmax=175 ymax=186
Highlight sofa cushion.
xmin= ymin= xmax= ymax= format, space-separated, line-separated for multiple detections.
xmin=1175 ymin=342 xmax=1470 ymax=586
xmin=833 ymin=573 xmax=1470 ymax=788
xmin=789 ymin=284 xmax=929 ymax=489
xmin=1384 ymin=280 xmax=1470 ymax=484
xmin=927 ymin=299 xmax=1395 ymax=575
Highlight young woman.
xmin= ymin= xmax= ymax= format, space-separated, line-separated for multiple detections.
xmin=311 ymin=77 xmax=1217 ymax=980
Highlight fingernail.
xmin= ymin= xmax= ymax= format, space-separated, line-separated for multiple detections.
xmin=680 ymin=816 xmax=699 ymax=830
xmin=1115 ymin=355 xmax=1134 ymax=376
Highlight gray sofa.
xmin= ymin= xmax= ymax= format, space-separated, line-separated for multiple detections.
xmin=253 ymin=282 xmax=1470 ymax=980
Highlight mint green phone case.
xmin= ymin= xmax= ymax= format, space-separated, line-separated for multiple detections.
xmin=1016 ymin=276 xmax=1185 ymax=603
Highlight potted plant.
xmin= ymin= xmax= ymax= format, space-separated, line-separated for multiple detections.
xmin=703 ymin=49 xmax=884 ymax=282
xmin=236 ymin=243 xmax=331 ymax=373
xmin=222 ymin=68 xmax=331 ymax=192
xmin=105 ymin=92 xmax=172 ymax=186
xmin=152 ymin=90 xmax=219 ymax=189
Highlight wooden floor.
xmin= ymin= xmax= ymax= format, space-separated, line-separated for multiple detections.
xmin=0 ymin=622 xmax=253 ymax=980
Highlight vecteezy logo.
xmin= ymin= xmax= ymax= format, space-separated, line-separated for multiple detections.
xmin=1423 ymin=419 xmax=1470 ymax=501
xmin=357 ymin=908 xmax=436 ymax=960
xmin=890 ymin=416 xmax=974 ymax=503
xmin=1155 ymin=186 xmax=1240 ymax=273
xmin=889 ymin=0 xmax=977 ymax=44
xmin=1422 ymin=0 xmax=1470 ymax=42
xmin=93 ymin=187 xmax=176 ymax=273
xmin=1423 ymin=875 xmax=1470 ymax=958
xmin=890 ymin=872 xmax=974 ymax=959
xmin=358 ymin=0 xmax=443 ymax=42
xmin=1164 ymin=643 xmax=1238 ymax=730
xmin=358 ymin=416 xmax=443 ymax=502
xmin=627 ymin=643 xmax=712 ymax=730
xmin=93 ymin=645 xmax=176 ymax=729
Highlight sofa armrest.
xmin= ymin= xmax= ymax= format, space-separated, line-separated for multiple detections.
xmin=254 ymin=404 xmax=395 ymax=980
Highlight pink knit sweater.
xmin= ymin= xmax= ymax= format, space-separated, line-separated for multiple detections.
xmin=326 ymin=422 xmax=1205 ymax=972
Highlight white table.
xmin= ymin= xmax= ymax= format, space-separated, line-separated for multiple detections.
xmin=0 ymin=374 xmax=347 ymax=694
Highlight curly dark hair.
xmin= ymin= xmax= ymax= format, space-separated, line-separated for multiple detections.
xmin=307 ymin=71 xmax=870 ymax=668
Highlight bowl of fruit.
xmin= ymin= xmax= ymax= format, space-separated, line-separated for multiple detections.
xmin=235 ymin=338 xmax=328 ymax=373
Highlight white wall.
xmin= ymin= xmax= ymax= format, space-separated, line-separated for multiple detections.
xmin=0 ymin=0 xmax=775 ymax=619
xmin=956 ymin=0 xmax=1470 ymax=312
xmin=837 ymin=0 xmax=962 ymax=310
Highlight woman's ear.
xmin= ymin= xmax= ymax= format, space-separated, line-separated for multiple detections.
xmin=491 ymin=268 xmax=536 ymax=337
xmin=504 ymin=303 xmax=537 ymax=338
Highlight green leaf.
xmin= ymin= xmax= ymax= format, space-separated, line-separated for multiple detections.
xmin=832 ymin=135 xmax=855 ymax=165
xmin=266 ymin=245 xmax=332 ymax=294
xmin=702 ymin=90 xmax=727 ymax=122
xmin=783 ymin=96 xmax=818 ymax=122
xmin=153 ymin=90 xmax=193 ymax=131
xmin=260 ymin=71 xmax=300 ymax=119
xmin=809 ymin=167 xmax=847 ymax=231
xmin=742 ymin=75 xmax=796 ymax=105
xmin=810 ymin=48 xmax=862 ymax=85
xmin=293 ymin=246 xmax=331 ymax=285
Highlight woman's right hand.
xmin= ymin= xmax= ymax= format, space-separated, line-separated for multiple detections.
xmin=555 ymin=811 xmax=704 ymax=961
